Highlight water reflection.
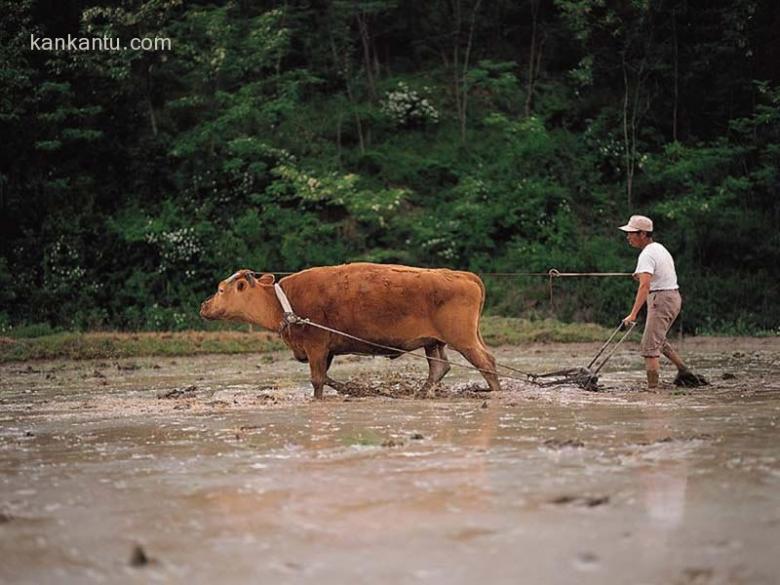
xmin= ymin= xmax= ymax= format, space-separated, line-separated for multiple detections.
xmin=639 ymin=402 xmax=689 ymax=527
xmin=1 ymin=344 xmax=779 ymax=584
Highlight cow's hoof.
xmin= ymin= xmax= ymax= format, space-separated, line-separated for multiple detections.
xmin=416 ymin=383 xmax=439 ymax=399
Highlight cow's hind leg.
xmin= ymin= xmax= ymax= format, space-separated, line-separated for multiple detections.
xmin=323 ymin=353 xmax=357 ymax=394
xmin=419 ymin=343 xmax=450 ymax=398
xmin=429 ymin=343 xmax=451 ymax=382
xmin=323 ymin=353 xmax=347 ymax=393
xmin=454 ymin=344 xmax=501 ymax=392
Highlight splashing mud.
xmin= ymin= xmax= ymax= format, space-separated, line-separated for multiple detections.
xmin=1 ymin=337 xmax=778 ymax=584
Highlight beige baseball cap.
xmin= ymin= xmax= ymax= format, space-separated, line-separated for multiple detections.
xmin=619 ymin=215 xmax=653 ymax=232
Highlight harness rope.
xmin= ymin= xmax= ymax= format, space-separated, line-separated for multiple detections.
xmin=266 ymin=269 xmax=633 ymax=278
xmin=272 ymin=281 xmax=634 ymax=387
xmin=269 ymin=268 xmax=633 ymax=309
xmin=280 ymin=312 xmax=532 ymax=380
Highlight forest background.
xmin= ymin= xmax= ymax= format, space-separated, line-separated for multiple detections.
xmin=1 ymin=0 xmax=778 ymax=337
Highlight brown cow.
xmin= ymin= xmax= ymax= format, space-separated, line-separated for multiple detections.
xmin=200 ymin=263 xmax=501 ymax=399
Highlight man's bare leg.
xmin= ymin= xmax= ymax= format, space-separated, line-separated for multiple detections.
xmin=662 ymin=342 xmax=687 ymax=372
xmin=644 ymin=356 xmax=660 ymax=390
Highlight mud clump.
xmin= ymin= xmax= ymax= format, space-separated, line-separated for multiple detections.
xmin=206 ymin=399 xmax=230 ymax=408
xmin=676 ymin=567 xmax=714 ymax=585
xmin=499 ymin=379 xmax=537 ymax=392
xmin=381 ymin=438 xmax=406 ymax=448
xmin=634 ymin=433 xmax=714 ymax=446
xmin=129 ymin=544 xmax=153 ymax=567
xmin=550 ymin=495 xmax=610 ymax=508
xmin=638 ymin=436 xmax=674 ymax=445
xmin=116 ymin=362 xmax=142 ymax=371
xmin=15 ymin=365 xmax=41 ymax=375
xmin=449 ymin=382 xmax=494 ymax=397
xmin=336 ymin=373 xmax=421 ymax=398
xmin=334 ymin=375 xmax=497 ymax=399
xmin=232 ymin=425 xmax=262 ymax=441
xmin=673 ymin=369 xmax=710 ymax=387
xmin=543 ymin=438 xmax=585 ymax=449
xmin=157 ymin=385 xmax=198 ymax=399
xmin=257 ymin=392 xmax=278 ymax=404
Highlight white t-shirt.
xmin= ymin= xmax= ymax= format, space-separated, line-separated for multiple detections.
xmin=635 ymin=242 xmax=679 ymax=291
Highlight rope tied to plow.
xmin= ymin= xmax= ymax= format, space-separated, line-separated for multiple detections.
xmin=272 ymin=280 xmax=536 ymax=381
xmin=534 ymin=269 xmax=633 ymax=308
xmin=271 ymin=277 xmax=635 ymax=387
xmin=270 ymin=268 xmax=634 ymax=311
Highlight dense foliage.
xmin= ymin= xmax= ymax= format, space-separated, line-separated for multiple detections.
xmin=1 ymin=0 xmax=778 ymax=334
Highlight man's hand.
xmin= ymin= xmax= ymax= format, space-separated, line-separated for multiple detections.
xmin=625 ymin=272 xmax=651 ymax=329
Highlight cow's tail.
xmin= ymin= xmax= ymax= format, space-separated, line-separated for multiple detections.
xmin=471 ymin=272 xmax=490 ymax=348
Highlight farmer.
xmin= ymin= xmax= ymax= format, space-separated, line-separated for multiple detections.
xmin=620 ymin=215 xmax=707 ymax=390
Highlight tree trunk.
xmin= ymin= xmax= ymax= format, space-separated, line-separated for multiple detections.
xmin=622 ymin=56 xmax=634 ymax=210
xmin=454 ymin=0 xmax=482 ymax=143
xmin=356 ymin=12 xmax=377 ymax=101
xmin=329 ymin=32 xmax=365 ymax=155
xmin=145 ymin=64 xmax=158 ymax=137
xmin=147 ymin=97 xmax=158 ymax=138
xmin=276 ymin=0 xmax=289 ymax=76
xmin=336 ymin=113 xmax=342 ymax=165
xmin=622 ymin=49 xmax=648 ymax=211
xmin=452 ymin=0 xmax=463 ymax=140
xmin=672 ymin=7 xmax=678 ymax=142
xmin=524 ymin=0 xmax=541 ymax=117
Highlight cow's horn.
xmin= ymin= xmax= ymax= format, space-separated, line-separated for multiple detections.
xmin=225 ymin=271 xmax=242 ymax=284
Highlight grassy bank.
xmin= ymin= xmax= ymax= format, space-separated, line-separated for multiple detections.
xmin=0 ymin=331 xmax=286 ymax=363
xmin=479 ymin=317 xmax=620 ymax=345
xmin=0 ymin=317 xmax=621 ymax=363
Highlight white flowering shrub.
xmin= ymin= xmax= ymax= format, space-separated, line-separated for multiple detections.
xmin=44 ymin=237 xmax=88 ymax=292
xmin=0 ymin=314 xmax=12 ymax=335
xmin=272 ymin=164 xmax=407 ymax=226
xmin=144 ymin=303 xmax=195 ymax=331
xmin=569 ymin=55 xmax=594 ymax=92
xmin=583 ymin=122 xmax=648 ymax=175
xmin=188 ymin=169 xmax=224 ymax=202
xmin=421 ymin=235 xmax=457 ymax=261
xmin=144 ymin=225 xmax=202 ymax=276
xmin=381 ymin=82 xmax=440 ymax=128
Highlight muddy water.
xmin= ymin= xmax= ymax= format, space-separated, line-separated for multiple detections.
xmin=1 ymin=338 xmax=779 ymax=585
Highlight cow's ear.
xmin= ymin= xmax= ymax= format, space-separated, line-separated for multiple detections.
xmin=256 ymin=273 xmax=275 ymax=285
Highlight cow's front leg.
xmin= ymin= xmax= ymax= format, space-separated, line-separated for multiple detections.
xmin=306 ymin=346 xmax=330 ymax=399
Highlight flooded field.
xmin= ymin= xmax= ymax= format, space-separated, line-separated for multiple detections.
xmin=1 ymin=337 xmax=779 ymax=585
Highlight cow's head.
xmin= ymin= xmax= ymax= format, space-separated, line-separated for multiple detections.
xmin=200 ymin=269 xmax=275 ymax=322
